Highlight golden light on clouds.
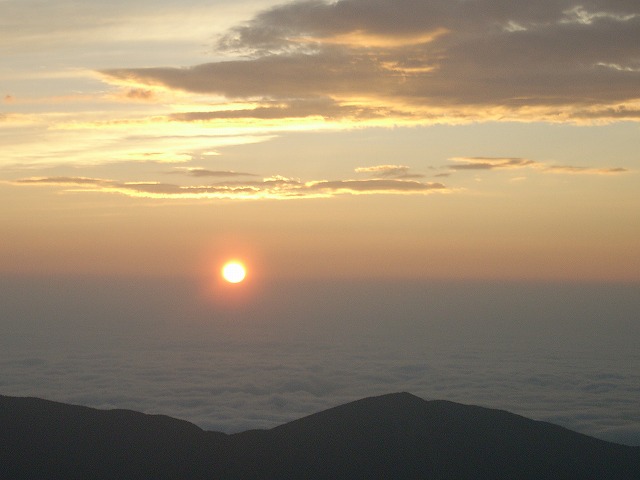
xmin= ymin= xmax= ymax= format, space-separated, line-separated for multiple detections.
xmin=292 ymin=28 xmax=450 ymax=48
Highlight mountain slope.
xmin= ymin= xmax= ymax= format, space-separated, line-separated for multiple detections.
xmin=226 ymin=392 xmax=640 ymax=479
xmin=1 ymin=393 xmax=638 ymax=479
xmin=0 ymin=395 xmax=223 ymax=479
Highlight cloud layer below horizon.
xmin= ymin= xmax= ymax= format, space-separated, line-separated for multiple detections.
xmin=1 ymin=277 xmax=639 ymax=446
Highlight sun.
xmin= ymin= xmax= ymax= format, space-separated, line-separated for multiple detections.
xmin=222 ymin=261 xmax=246 ymax=284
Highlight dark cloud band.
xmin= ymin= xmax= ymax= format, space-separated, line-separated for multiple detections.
xmin=102 ymin=0 xmax=640 ymax=123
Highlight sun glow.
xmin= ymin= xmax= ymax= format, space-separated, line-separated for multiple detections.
xmin=222 ymin=261 xmax=246 ymax=283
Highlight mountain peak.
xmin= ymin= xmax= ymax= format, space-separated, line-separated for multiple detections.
xmin=1 ymin=393 xmax=638 ymax=479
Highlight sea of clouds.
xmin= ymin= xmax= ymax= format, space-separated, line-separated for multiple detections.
xmin=1 ymin=276 xmax=639 ymax=446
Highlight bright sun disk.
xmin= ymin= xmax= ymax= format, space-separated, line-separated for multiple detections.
xmin=222 ymin=261 xmax=246 ymax=283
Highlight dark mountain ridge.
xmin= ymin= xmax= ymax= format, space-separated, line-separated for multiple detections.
xmin=1 ymin=392 xmax=638 ymax=479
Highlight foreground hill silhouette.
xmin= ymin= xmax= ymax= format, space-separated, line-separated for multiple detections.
xmin=1 ymin=392 xmax=638 ymax=479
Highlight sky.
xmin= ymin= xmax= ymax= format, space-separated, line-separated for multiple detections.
xmin=1 ymin=0 xmax=639 ymax=445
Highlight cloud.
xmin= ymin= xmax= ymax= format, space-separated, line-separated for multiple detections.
xmin=11 ymin=175 xmax=449 ymax=200
xmin=1 ymin=0 xmax=253 ymax=52
xmin=2 ymin=276 xmax=639 ymax=444
xmin=449 ymin=157 xmax=629 ymax=175
xmin=123 ymin=88 xmax=156 ymax=101
xmin=168 ymin=97 xmax=403 ymax=122
xmin=101 ymin=0 xmax=640 ymax=123
xmin=449 ymin=157 xmax=537 ymax=170
xmin=171 ymin=168 xmax=259 ymax=178
xmin=543 ymin=165 xmax=629 ymax=175
xmin=14 ymin=176 xmax=114 ymax=187
xmin=306 ymin=179 xmax=444 ymax=193
xmin=0 ymin=113 xmax=38 ymax=127
xmin=13 ymin=157 xmax=624 ymax=201
xmin=355 ymin=164 xmax=424 ymax=179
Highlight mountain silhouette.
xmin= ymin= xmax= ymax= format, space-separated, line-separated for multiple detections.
xmin=1 ymin=392 xmax=638 ymax=479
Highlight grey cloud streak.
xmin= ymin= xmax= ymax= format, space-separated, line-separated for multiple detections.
xmin=171 ymin=168 xmax=259 ymax=178
xmin=355 ymin=164 xmax=425 ymax=179
xmin=306 ymin=179 xmax=444 ymax=193
xmin=102 ymin=0 xmax=640 ymax=122
xmin=449 ymin=156 xmax=629 ymax=174
xmin=168 ymin=98 xmax=402 ymax=121
xmin=543 ymin=165 xmax=629 ymax=175
xmin=449 ymin=157 xmax=537 ymax=170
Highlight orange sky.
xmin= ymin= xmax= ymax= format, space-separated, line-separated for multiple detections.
xmin=1 ymin=0 xmax=639 ymax=283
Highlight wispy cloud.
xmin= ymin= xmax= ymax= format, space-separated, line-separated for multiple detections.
xmin=449 ymin=157 xmax=629 ymax=175
xmin=170 ymin=168 xmax=259 ymax=178
xmin=12 ymin=175 xmax=448 ymax=200
xmin=306 ymin=179 xmax=444 ymax=194
xmin=355 ymin=164 xmax=424 ymax=179
xmin=543 ymin=165 xmax=629 ymax=175
xmin=168 ymin=98 xmax=402 ymax=122
xmin=449 ymin=157 xmax=537 ymax=170
xmin=122 ymin=88 xmax=157 ymax=102
xmin=1 ymin=0 xmax=254 ymax=53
